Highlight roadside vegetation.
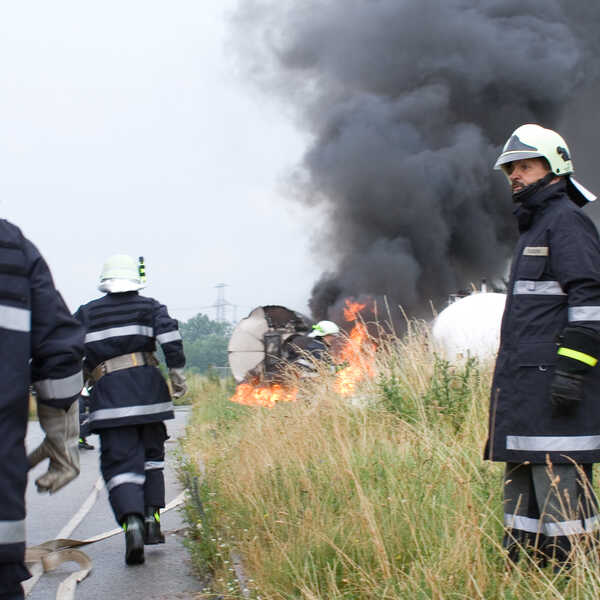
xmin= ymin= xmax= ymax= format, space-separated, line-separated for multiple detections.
xmin=180 ymin=320 xmax=600 ymax=599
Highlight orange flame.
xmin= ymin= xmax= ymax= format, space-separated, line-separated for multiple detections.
xmin=230 ymin=381 xmax=297 ymax=408
xmin=335 ymin=299 xmax=376 ymax=396
xmin=343 ymin=300 xmax=366 ymax=322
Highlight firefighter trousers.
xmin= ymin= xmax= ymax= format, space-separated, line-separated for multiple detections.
xmin=503 ymin=462 xmax=599 ymax=565
xmin=99 ymin=422 xmax=168 ymax=524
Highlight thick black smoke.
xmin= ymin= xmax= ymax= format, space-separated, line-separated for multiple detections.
xmin=233 ymin=0 xmax=600 ymax=325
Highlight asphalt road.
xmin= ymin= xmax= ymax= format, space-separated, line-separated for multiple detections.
xmin=23 ymin=406 xmax=205 ymax=599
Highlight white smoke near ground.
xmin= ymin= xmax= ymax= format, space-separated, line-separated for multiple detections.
xmin=231 ymin=0 xmax=600 ymax=325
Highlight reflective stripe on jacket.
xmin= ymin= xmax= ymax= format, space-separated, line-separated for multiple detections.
xmin=0 ymin=219 xmax=85 ymax=568
xmin=74 ymin=292 xmax=185 ymax=430
xmin=485 ymin=180 xmax=600 ymax=463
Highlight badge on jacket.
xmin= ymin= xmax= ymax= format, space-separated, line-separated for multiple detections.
xmin=523 ymin=246 xmax=549 ymax=256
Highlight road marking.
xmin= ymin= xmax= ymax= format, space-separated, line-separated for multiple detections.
xmin=57 ymin=476 xmax=104 ymax=539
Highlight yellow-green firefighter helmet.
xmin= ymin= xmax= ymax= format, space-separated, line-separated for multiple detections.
xmin=494 ymin=124 xmax=596 ymax=205
xmin=98 ymin=254 xmax=145 ymax=293
xmin=308 ymin=320 xmax=340 ymax=338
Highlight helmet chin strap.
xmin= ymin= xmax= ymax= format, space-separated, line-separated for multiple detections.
xmin=512 ymin=172 xmax=556 ymax=204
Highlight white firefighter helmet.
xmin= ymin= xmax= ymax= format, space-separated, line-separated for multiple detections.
xmin=308 ymin=320 xmax=340 ymax=338
xmin=98 ymin=254 xmax=145 ymax=293
xmin=494 ymin=124 xmax=596 ymax=205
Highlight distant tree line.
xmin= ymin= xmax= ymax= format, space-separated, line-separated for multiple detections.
xmin=177 ymin=313 xmax=232 ymax=374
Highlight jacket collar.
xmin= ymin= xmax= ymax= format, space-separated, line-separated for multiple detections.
xmin=513 ymin=179 xmax=567 ymax=232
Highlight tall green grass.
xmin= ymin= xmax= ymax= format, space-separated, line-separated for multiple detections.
xmin=181 ymin=321 xmax=600 ymax=599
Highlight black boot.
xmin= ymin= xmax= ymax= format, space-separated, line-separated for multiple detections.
xmin=144 ymin=506 xmax=165 ymax=544
xmin=78 ymin=437 xmax=95 ymax=450
xmin=123 ymin=514 xmax=145 ymax=565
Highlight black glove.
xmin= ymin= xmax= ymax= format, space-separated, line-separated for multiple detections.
xmin=550 ymin=370 xmax=584 ymax=417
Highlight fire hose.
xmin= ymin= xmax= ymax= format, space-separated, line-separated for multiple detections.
xmin=22 ymin=479 xmax=186 ymax=600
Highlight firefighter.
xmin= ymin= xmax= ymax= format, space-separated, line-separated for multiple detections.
xmin=0 ymin=221 xmax=84 ymax=600
xmin=307 ymin=320 xmax=340 ymax=353
xmin=74 ymin=254 xmax=187 ymax=566
xmin=285 ymin=320 xmax=340 ymax=373
xmin=484 ymin=124 xmax=600 ymax=569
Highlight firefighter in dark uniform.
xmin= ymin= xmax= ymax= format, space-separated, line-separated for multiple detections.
xmin=284 ymin=320 xmax=340 ymax=374
xmin=74 ymin=254 xmax=187 ymax=566
xmin=485 ymin=124 xmax=600 ymax=568
xmin=0 ymin=221 xmax=84 ymax=600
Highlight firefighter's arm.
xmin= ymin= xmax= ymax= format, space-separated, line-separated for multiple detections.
xmin=26 ymin=239 xmax=84 ymax=493
xmin=549 ymin=210 xmax=600 ymax=416
xmin=28 ymin=401 xmax=80 ymax=493
xmin=551 ymin=326 xmax=600 ymax=417
xmin=153 ymin=301 xmax=187 ymax=398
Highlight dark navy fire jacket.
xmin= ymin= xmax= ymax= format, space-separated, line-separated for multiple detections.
xmin=74 ymin=292 xmax=185 ymax=431
xmin=486 ymin=179 xmax=600 ymax=464
xmin=0 ymin=220 xmax=84 ymax=581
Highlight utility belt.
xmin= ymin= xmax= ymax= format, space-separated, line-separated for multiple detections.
xmin=90 ymin=352 xmax=158 ymax=383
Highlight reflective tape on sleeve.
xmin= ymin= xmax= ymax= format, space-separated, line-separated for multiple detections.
xmin=506 ymin=435 xmax=600 ymax=452
xmin=557 ymin=346 xmax=598 ymax=367
xmin=144 ymin=461 xmax=165 ymax=471
xmin=0 ymin=519 xmax=25 ymax=544
xmin=156 ymin=330 xmax=182 ymax=344
xmin=569 ymin=306 xmax=600 ymax=322
xmin=85 ymin=325 xmax=154 ymax=343
xmin=0 ymin=305 xmax=30 ymax=332
xmin=89 ymin=401 xmax=173 ymax=423
xmin=34 ymin=370 xmax=83 ymax=400
xmin=106 ymin=472 xmax=146 ymax=491
xmin=513 ymin=280 xmax=566 ymax=295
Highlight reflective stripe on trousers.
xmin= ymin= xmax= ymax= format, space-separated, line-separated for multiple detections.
xmin=144 ymin=461 xmax=164 ymax=470
xmin=106 ymin=472 xmax=146 ymax=491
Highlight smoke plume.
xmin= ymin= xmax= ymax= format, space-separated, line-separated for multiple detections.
xmin=233 ymin=0 xmax=600 ymax=325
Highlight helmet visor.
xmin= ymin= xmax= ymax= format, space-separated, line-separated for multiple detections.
xmin=494 ymin=150 xmax=544 ymax=170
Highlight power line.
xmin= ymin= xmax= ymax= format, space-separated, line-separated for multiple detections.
xmin=214 ymin=283 xmax=228 ymax=323
xmin=171 ymin=287 xmax=251 ymax=323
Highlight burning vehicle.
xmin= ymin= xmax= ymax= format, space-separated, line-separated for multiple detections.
xmin=228 ymin=300 xmax=377 ymax=407
xmin=227 ymin=305 xmax=312 ymax=407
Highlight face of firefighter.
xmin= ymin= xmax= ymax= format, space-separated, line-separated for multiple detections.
xmin=504 ymin=158 xmax=555 ymax=194
xmin=323 ymin=334 xmax=335 ymax=346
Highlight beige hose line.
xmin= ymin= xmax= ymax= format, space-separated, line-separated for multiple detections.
xmin=23 ymin=491 xmax=186 ymax=600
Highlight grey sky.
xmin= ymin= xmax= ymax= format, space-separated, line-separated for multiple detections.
xmin=0 ymin=1 xmax=321 ymax=322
